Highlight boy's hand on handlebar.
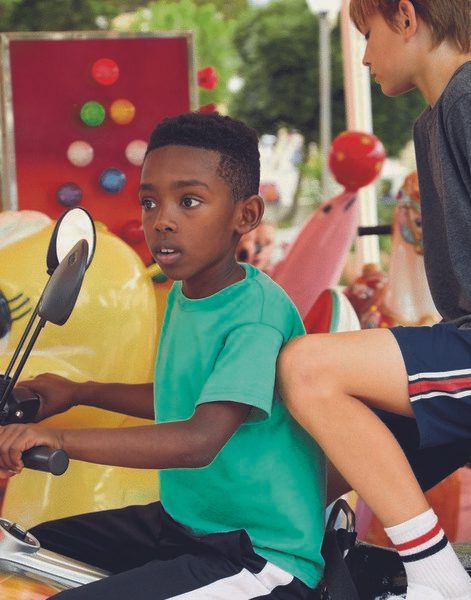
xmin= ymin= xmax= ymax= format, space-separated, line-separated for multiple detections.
xmin=0 ymin=423 xmax=63 ymax=477
xmin=17 ymin=373 xmax=80 ymax=421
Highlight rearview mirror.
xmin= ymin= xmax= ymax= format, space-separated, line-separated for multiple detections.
xmin=46 ymin=207 xmax=96 ymax=275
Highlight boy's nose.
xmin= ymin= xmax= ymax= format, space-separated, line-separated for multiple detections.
xmin=153 ymin=213 xmax=177 ymax=232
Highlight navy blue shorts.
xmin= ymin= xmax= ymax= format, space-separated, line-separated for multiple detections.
xmin=373 ymin=323 xmax=471 ymax=492
xmin=390 ymin=322 xmax=471 ymax=448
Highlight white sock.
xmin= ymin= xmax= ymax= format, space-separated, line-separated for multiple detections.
xmin=385 ymin=508 xmax=471 ymax=600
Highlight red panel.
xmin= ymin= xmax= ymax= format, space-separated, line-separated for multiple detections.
xmin=8 ymin=36 xmax=192 ymax=263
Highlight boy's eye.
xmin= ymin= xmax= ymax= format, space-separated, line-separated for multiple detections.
xmin=181 ymin=196 xmax=201 ymax=208
xmin=140 ymin=197 xmax=156 ymax=210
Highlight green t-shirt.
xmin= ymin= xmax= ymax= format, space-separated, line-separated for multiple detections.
xmin=154 ymin=263 xmax=326 ymax=587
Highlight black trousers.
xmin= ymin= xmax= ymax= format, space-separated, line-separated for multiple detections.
xmin=30 ymin=502 xmax=319 ymax=599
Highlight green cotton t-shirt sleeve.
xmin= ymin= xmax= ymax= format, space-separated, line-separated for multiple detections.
xmin=196 ymin=322 xmax=284 ymax=419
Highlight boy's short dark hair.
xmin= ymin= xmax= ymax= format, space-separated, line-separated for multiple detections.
xmin=146 ymin=112 xmax=261 ymax=202
xmin=350 ymin=0 xmax=471 ymax=53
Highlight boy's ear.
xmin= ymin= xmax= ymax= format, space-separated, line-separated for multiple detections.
xmin=398 ymin=0 xmax=418 ymax=38
xmin=235 ymin=194 xmax=264 ymax=235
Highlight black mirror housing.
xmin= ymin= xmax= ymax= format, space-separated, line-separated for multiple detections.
xmin=39 ymin=239 xmax=89 ymax=325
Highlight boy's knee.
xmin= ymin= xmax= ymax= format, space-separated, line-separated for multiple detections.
xmin=278 ymin=336 xmax=340 ymax=413
xmin=278 ymin=337 xmax=323 ymax=406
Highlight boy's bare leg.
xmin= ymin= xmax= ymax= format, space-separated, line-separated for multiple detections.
xmin=279 ymin=328 xmax=427 ymax=525
xmin=278 ymin=329 xmax=471 ymax=599
xmin=326 ymin=460 xmax=350 ymax=506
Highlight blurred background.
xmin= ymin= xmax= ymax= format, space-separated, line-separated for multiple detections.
xmin=0 ymin=0 xmax=425 ymax=267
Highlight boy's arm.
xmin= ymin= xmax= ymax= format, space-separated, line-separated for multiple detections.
xmin=19 ymin=373 xmax=155 ymax=421
xmin=0 ymin=400 xmax=250 ymax=475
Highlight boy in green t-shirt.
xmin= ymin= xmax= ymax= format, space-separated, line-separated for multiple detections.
xmin=0 ymin=112 xmax=325 ymax=599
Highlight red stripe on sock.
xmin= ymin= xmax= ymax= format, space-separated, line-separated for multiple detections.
xmin=395 ymin=522 xmax=442 ymax=552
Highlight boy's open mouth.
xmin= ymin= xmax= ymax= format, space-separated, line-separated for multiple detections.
xmin=155 ymin=247 xmax=181 ymax=265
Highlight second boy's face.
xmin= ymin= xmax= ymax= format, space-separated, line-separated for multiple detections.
xmin=139 ymin=145 xmax=243 ymax=298
xmin=361 ymin=11 xmax=416 ymax=97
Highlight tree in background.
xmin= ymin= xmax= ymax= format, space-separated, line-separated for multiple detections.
xmin=230 ymin=0 xmax=345 ymax=146
xmin=229 ymin=0 xmax=345 ymax=221
xmin=191 ymin=0 xmax=248 ymax=21
xmin=0 ymin=0 xmax=17 ymax=30
xmin=112 ymin=0 xmax=240 ymax=108
xmin=0 ymin=0 xmax=148 ymax=31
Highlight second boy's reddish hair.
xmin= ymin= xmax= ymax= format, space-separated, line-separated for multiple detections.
xmin=349 ymin=0 xmax=471 ymax=53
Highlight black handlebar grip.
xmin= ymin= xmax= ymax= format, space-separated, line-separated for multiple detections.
xmin=22 ymin=446 xmax=69 ymax=476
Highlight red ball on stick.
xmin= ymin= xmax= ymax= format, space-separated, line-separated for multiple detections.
xmin=329 ymin=131 xmax=386 ymax=191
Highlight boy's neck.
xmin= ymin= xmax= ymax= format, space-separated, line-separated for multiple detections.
xmin=182 ymin=261 xmax=246 ymax=299
xmin=417 ymin=48 xmax=471 ymax=106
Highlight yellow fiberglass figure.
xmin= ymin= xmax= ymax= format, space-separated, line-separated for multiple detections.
xmin=0 ymin=210 xmax=168 ymax=528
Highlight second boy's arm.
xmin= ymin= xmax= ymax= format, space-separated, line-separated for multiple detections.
xmin=0 ymin=400 xmax=251 ymax=475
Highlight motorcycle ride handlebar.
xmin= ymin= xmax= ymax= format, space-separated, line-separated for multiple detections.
xmin=22 ymin=446 xmax=69 ymax=476
xmin=0 ymin=385 xmax=70 ymax=475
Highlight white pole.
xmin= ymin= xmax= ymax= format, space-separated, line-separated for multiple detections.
xmin=319 ymin=12 xmax=332 ymax=199
xmin=340 ymin=0 xmax=380 ymax=268
xmin=306 ymin=0 xmax=341 ymax=199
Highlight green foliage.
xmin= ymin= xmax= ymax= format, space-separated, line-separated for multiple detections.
xmin=3 ymin=0 xmax=100 ymax=30
xmin=230 ymin=0 xmax=346 ymax=144
xmin=0 ymin=0 xmax=145 ymax=31
xmin=0 ymin=0 xmax=18 ymax=30
xmin=191 ymin=0 xmax=249 ymax=20
xmin=113 ymin=0 xmax=239 ymax=106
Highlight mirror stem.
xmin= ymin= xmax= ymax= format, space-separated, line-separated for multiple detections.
xmin=3 ymin=304 xmax=39 ymax=379
xmin=0 ymin=318 xmax=46 ymax=413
